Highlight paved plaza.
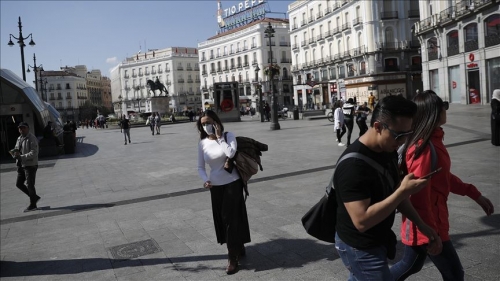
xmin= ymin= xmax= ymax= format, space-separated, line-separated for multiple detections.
xmin=1 ymin=104 xmax=499 ymax=281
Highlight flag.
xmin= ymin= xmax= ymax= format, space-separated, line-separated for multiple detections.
xmin=306 ymin=80 xmax=317 ymax=88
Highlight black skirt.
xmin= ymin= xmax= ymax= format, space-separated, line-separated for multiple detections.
xmin=210 ymin=179 xmax=251 ymax=248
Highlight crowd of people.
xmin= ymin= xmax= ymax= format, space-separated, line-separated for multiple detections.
xmin=333 ymin=96 xmax=373 ymax=147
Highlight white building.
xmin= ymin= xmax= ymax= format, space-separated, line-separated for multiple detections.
xmin=110 ymin=47 xmax=201 ymax=117
xmin=40 ymin=70 xmax=87 ymax=122
xmin=198 ymin=17 xmax=293 ymax=112
xmin=288 ymin=0 xmax=422 ymax=107
xmin=414 ymin=0 xmax=500 ymax=104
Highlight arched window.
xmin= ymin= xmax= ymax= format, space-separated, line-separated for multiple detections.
xmin=464 ymin=23 xmax=478 ymax=52
xmin=427 ymin=37 xmax=439 ymax=61
xmin=484 ymin=14 xmax=500 ymax=47
xmin=282 ymin=67 xmax=288 ymax=79
xmin=447 ymin=30 xmax=459 ymax=56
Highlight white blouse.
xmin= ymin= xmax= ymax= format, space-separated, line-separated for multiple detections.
xmin=197 ymin=131 xmax=240 ymax=186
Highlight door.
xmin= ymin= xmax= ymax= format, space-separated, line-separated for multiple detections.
xmin=467 ymin=70 xmax=481 ymax=104
xmin=0 ymin=114 xmax=22 ymax=159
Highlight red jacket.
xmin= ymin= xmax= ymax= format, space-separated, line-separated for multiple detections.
xmin=401 ymin=128 xmax=481 ymax=245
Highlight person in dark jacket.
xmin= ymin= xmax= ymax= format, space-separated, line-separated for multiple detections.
xmin=491 ymin=89 xmax=500 ymax=146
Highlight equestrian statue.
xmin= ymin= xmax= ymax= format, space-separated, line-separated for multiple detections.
xmin=146 ymin=77 xmax=168 ymax=97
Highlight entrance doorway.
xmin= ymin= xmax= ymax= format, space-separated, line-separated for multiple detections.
xmin=467 ymin=70 xmax=481 ymax=104
xmin=0 ymin=114 xmax=23 ymax=159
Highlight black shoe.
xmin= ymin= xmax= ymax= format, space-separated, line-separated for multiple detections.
xmin=129 ymin=140 xmax=131 ymax=143
xmin=35 ymin=195 xmax=41 ymax=205
xmin=24 ymin=205 xmax=37 ymax=212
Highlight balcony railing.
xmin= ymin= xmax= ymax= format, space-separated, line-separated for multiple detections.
xmin=447 ymin=44 xmax=460 ymax=56
xmin=279 ymin=42 xmax=289 ymax=46
xmin=267 ymin=58 xmax=278 ymax=63
xmin=464 ymin=40 xmax=478 ymax=52
xmin=178 ymin=79 xmax=185 ymax=83
xmin=352 ymin=17 xmax=362 ymax=26
xmin=66 ymin=96 xmax=72 ymax=99
xmin=308 ymin=16 xmax=314 ymax=23
xmin=301 ymin=40 xmax=307 ymax=47
xmin=317 ymin=11 xmax=323 ymax=19
xmin=341 ymin=23 xmax=351 ymax=31
xmin=359 ymin=69 xmax=366 ymax=75
xmin=317 ymin=34 xmax=324 ymax=41
xmin=266 ymin=41 xmax=276 ymax=46
xmin=380 ymin=11 xmax=398 ymax=20
xmin=485 ymin=34 xmax=500 ymax=48
xmin=292 ymin=24 xmax=298 ymax=30
xmin=325 ymin=7 xmax=332 ymax=15
xmin=177 ymin=66 xmax=184 ymax=70
xmin=281 ymin=58 xmax=292 ymax=63
xmin=186 ymin=67 xmax=193 ymax=71
xmin=187 ymin=79 xmax=193 ymax=83
xmin=292 ymin=43 xmax=299 ymax=50
xmin=202 ymin=71 xmax=207 ymax=75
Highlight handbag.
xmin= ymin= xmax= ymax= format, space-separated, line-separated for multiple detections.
xmin=301 ymin=152 xmax=395 ymax=243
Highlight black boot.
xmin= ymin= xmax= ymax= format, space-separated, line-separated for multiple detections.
xmin=225 ymin=248 xmax=239 ymax=275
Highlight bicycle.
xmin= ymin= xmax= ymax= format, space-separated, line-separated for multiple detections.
xmin=327 ymin=111 xmax=334 ymax=122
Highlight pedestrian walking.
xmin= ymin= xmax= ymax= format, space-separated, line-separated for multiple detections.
xmin=196 ymin=110 xmax=250 ymax=275
xmin=120 ymin=118 xmax=131 ymax=145
xmin=368 ymin=92 xmax=376 ymax=111
xmin=264 ymin=102 xmax=271 ymax=121
xmin=333 ymin=100 xmax=346 ymax=146
xmin=491 ymin=89 xmax=500 ymax=146
xmin=342 ymin=98 xmax=356 ymax=146
xmin=11 ymin=122 xmax=41 ymax=212
xmin=356 ymin=102 xmax=371 ymax=137
xmin=391 ymin=90 xmax=494 ymax=281
xmin=155 ymin=112 xmax=161 ymax=135
xmin=334 ymin=95 xmax=440 ymax=280
xmin=147 ymin=113 xmax=156 ymax=135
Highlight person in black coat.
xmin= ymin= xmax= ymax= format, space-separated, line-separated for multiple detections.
xmin=491 ymin=89 xmax=500 ymax=146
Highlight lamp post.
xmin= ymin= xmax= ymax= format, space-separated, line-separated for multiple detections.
xmin=26 ymin=53 xmax=43 ymax=92
xmin=254 ymin=65 xmax=265 ymax=122
xmin=265 ymin=22 xmax=280 ymax=130
xmin=7 ymin=17 xmax=36 ymax=81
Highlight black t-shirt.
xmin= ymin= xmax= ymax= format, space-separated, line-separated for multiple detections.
xmin=334 ymin=139 xmax=399 ymax=249
xmin=121 ymin=119 xmax=130 ymax=130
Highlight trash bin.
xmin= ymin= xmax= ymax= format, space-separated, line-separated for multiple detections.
xmin=63 ymin=131 xmax=75 ymax=154
xmin=293 ymin=107 xmax=299 ymax=120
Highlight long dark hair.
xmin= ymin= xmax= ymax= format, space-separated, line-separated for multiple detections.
xmin=196 ymin=110 xmax=224 ymax=139
xmin=404 ymin=90 xmax=445 ymax=159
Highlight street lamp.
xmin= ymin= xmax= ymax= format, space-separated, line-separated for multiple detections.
xmin=7 ymin=17 xmax=36 ymax=81
xmin=265 ymin=22 xmax=280 ymax=130
xmin=254 ymin=65 xmax=265 ymax=122
xmin=26 ymin=53 xmax=43 ymax=92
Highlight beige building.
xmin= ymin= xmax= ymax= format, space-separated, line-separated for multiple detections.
xmin=288 ymin=0 xmax=422 ymax=108
xmin=414 ymin=0 xmax=500 ymax=104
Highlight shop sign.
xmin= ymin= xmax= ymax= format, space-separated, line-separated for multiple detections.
xmin=466 ymin=52 xmax=479 ymax=69
xmin=379 ymin=84 xmax=406 ymax=96
xmin=218 ymin=0 xmax=266 ymax=30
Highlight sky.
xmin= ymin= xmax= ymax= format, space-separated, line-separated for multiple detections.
xmin=1 ymin=0 xmax=290 ymax=87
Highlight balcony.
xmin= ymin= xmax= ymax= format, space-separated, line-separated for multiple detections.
xmin=309 ymin=38 xmax=316 ymax=44
xmin=66 ymin=96 xmax=72 ymax=99
xmin=292 ymin=43 xmax=299 ymax=50
xmin=267 ymin=58 xmax=278 ymax=63
xmin=301 ymin=40 xmax=307 ymax=47
xmin=332 ymin=27 xmax=340 ymax=35
xmin=281 ymin=58 xmax=292 ymax=63
xmin=187 ymin=79 xmax=193 ymax=83
xmin=279 ymin=42 xmax=289 ymax=46
xmin=57 ymin=86 xmax=62 ymax=90
xmin=485 ymin=34 xmax=500 ymax=48
xmin=341 ymin=23 xmax=351 ymax=31
xmin=201 ymin=57 xmax=206 ymax=61
xmin=139 ymin=72 xmax=143 ymax=76
xmin=301 ymin=20 xmax=307 ymax=26
xmin=325 ymin=7 xmax=331 ymax=15
xmin=266 ymin=41 xmax=276 ymax=46
xmin=352 ymin=17 xmax=362 ymax=26
xmin=308 ymin=16 xmax=314 ymax=23
xmin=359 ymin=69 xmax=367 ymax=75
xmin=65 ymin=85 xmax=71 ymax=89
xmin=202 ymin=71 xmax=207 ymax=75
xmin=158 ymin=69 xmax=163 ymax=73
xmin=316 ymin=11 xmax=323 ymax=19
xmin=317 ymin=34 xmax=324 ymax=41
xmin=384 ymin=66 xmax=400 ymax=72
xmin=177 ymin=66 xmax=184 ymax=71
xmin=194 ymin=67 xmax=200 ymax=71
xmin=217 ymin=68 xmax=223 ymax=73
xmin=210 ymin=55 xmax=214 ymax=59
xmin=223 ymin=67 xmax=229 ymax=71
xmin=237 ymin=64 xmax=243 ymax=69
xmin=49 ymin=97 xmax=56 ymax=100
xmin=382 ymin=41 xmax=400 ymax=50
xmin=57 ymin=96 xmax=63 ymax=100
xmin=351 ymin=45 xmax=366 ymax=56
xmin=186 ymin=67 xmax=193 ymax=71
xmin=292 ymin=24 xmax=298 ymax=30
xmin=243 ymin=63 xmax=249 ymax=67
xmin=408 ymin=9 xmax=420 ymax=18
xmin=132 ymin=73 xmax=137 ymax=77
xmin=334 ymin=54 xmax=341 ymax=61
xmin=447 ymin=44 xmax=460 ymax=56
xmin=124 ymin=74 xmax=129 ymax=78
xmin=251 ymin=44 xmax=257 ymax=49
xmin=178 ymin=79 xmax=185 ymax=83
xmin=464 ymin=40 xmax=478 ymax=52
xmin=381 ymin=11 xmax=398 ymax=20
xmin=195 ymin=78 xmax=201 ymax=83
xmin=347 ymin=71 xmax=355 ymax=77
xmin=343 ymin=51 xmax=350 ymax=58
xmin=439 ymin=6 xmax=455 ymax=23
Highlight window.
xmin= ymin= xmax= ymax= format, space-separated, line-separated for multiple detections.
xmin=224 ymin=46 xmax=227 ymax=55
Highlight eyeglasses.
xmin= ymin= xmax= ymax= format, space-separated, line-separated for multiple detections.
xmin=443 ymin=101 xmax=449 ymax=111
xmin=380 ymin=122 xmax=413 ymax=141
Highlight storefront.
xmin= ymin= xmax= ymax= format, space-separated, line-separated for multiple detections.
xmin=487 ymin=57 xmax=500 ymax=102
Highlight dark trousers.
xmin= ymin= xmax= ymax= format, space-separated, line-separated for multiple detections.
xmin=16 ymin=166 xmax=39 ymax=205
xmin=210 ymin=179 xmax=251 ymax=249
xmin=336 ymin=125 xmax=346 ymax=142
xmin=390 ymin=240 xmax=464 ymax=281
xmin=356 ymin=118 xmax=368 ymax=137
xmin=344 ymin=118 xmax=354 ymax=145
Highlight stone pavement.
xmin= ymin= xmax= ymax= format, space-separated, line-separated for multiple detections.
xmin=1 ymin=104 xmax=499 ymax=281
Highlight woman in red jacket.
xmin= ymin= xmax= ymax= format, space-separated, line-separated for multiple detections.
xmin=390 ymin=90 xmax=494 ymax=281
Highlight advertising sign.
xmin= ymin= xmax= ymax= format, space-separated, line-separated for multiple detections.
xmin=218 ymin=0 xmax=267 ymax=32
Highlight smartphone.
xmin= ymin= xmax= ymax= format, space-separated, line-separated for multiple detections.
xmin=420 ymin=167 xmax=442 ymax=179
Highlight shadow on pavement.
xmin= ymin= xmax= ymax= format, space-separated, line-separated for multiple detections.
xmin=38 ymin=203 xmax=115 ymax=212
xmin=0 ymin=238 xmax=337 ymax=277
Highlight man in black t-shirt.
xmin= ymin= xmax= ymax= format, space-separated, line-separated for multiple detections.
xmin=120 ymin=118 xmax=131 ymax=145
xmin=334 ymin=96 xmax=442 ymax=280
xmin=342 ymin=98 xmax=356 ymax=146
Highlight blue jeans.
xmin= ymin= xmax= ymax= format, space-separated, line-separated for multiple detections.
xmin=335 ymin=233 xmax=393 ymax=281
xmin=390 ymin=241 xmax=464 ymax=281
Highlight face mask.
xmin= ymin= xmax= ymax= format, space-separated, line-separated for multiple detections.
xmin=203 ymin=124 xmax=214 ymax=135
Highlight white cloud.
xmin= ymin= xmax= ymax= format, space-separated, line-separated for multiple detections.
xmin=106 ymin=57 xmax=118 ymax=64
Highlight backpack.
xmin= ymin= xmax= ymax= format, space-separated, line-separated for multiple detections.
xmin=224 ymin=132 xmax=268 ymax=197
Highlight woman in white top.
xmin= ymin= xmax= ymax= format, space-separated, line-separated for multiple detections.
xmin=197 ymin=110 xmax=250 ymax=275
xmin=333 ymin=100 xmax=346 ymax=146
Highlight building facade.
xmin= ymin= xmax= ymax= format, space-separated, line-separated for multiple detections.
xmin=414 ymin=0 xmax=500 ymax=104
xmin=198 ymin=17 xmax=293 ymax=113
xmin=41 ymin=70 xmax=87 ymax=123
xmin=110 ymin=47 xmax=201 ymax=118
xmin=289 ymin=0 xmax=422 ymax=108
xmin=101 ymin=76 xmax=112 ymax=110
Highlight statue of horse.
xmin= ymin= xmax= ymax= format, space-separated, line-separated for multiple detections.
xmin=146 ymin=78 xmax=168 ymax=97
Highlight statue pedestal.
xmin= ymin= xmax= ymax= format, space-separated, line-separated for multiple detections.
xmin=146 ymin=96 xmax=170 ymax=115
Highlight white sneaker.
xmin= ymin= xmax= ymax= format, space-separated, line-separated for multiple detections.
xmin=338 ymin=142 xmax=345 ymax=146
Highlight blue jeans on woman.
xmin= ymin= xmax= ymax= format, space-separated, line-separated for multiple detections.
xmin=390 ymin=240 xmax=464 ymax=281
xmin=335 ymin=233 xmax=393 ymax=281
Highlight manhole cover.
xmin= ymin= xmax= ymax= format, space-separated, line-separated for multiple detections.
xmin=109 ymin=239 xmax=161 ymax=259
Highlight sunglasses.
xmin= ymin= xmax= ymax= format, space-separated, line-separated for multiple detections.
xmin=380 ymin=122 xmax=413 ymax=141
xmin=443 ymin=101 xmax=449 ymax=111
